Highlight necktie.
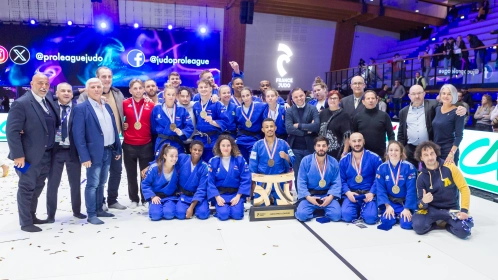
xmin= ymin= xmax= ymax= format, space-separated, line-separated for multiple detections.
xmin=42 ymin=99 xmax=50 ymax=114
xmin=354 ymin=98 xmax=359 ymax=109
xmin=61 ymin=105 xmax=69 ymax=142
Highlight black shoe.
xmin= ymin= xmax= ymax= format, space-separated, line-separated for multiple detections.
xmin=73 ymin=213 xmax=87 ymax=219
xmin=21 ymin=225 xmax=42 ymax=232
xmin=46 ymin=217 xmax=55 ymax=223
xmin=33 ymin=218 xmax=49 ymax=224
xmin=97 ymin=211 xmax=115 ymax=218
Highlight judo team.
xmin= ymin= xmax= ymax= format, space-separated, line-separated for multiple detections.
xmin=6 ymin=64 xmax=474 ymax=239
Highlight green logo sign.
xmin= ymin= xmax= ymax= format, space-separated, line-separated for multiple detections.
xmin=460 ymin=138 xmax=498 ymax=180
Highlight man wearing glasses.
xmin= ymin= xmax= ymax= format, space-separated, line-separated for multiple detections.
xmin=397 ymin=85 xmax=466 ymax=167
xmin=341 ymin=76 xmax=367 ymax=119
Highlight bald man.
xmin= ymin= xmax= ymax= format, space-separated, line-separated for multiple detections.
xmin=398 ymin=85 xmax=466 ymax=167
xmin=7 ymin=73 xmax=60 ymax=232
xmin=340 ymin=76 xmax=368 ymax=120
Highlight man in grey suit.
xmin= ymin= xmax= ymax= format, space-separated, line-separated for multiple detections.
xmin=45 ymin=83 xmax=86 ymax=223
xmin=285 ymin=88 xmax=320 ymax=187
xmin=77 ymin=66 xmax=127 ymax=210
xmin=340 ymin=76 xmax=367 ymax=120
xmin=6 ymin=73 xmax=60 ymax=232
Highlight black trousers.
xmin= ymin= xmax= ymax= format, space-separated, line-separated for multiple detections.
xmin=46 ymin=148 xmax=82 ymax=218
xmin=16 ymin=150 xmax=52 ymax=227
xmin=404 ymin=144 xmax=419 ymax=169
xmin=123 ymin=142 xmax=154 ymax=203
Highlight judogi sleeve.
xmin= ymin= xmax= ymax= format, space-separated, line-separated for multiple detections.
xmin=237 ymin=157 xmax=252 ymax=196
xmin=193 ymin=163 xmax=209 ymax=202
xmin=327 ymin=159 xmax=342 ymax=198
xmin=405 ymin=164 xmax=418 ymax=210
xmin=142 ymin=165 xmax=159 ymax=201
xmin=207 ymin=158 xmax=220 ymax=200
xmin=339 ymin=157 xmax=350 ymax=195
xmin=284 ymin=141 xmax=296 ymax=167
xmin=213 ymin=102 xmax=229 ymax=132
xmin=297 ymin=156 xmax=311 ymax=199
xmin=370 ymin=155 xmax=383 ymax=194
xmin=248 ymin=142 xmax=259 ymax=173
xmin=180 ymin=108 xmax=194 ymax=139
xmin=375 ymin=165 xmax=390 ymax=206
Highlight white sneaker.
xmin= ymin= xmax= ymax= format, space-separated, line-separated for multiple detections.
xmin=129 ymin=202 xmax=138 ymax=209
xmin=142 ymin=202 xmax=149 ymax=209
xmin=102 ymin=204 xmax=108 ymax=211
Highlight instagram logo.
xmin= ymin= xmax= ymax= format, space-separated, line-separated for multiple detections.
xmin=0 ymin=45 xmax=8 ymax=64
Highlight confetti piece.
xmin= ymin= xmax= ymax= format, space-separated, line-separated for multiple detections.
xmin=175 ymin=243 xmax=178 ymax=245
xmin=110 ymin=237 xmax=114 ymax=239
xmin=273 ymin=245 xmax=279 ymax=247
xmin=151 ymin=237 xmax=156 ymax=239
xmin=217 ymin=229 xmax=221 ymax=230
xmin=69 ymin=231 xmax=74 ymax=233
xmin=55 ymin=236 xmax=59 ymax=238
xmin=142 ymin=232 xmax=146 ymax=234
xmin=97 ymin=231 xmax=101 ymax=233
xmin=216 ymin=249 xmax=222 ymax=250
xmin=127 ymin=249 xmax=133 ymax=252
xmin=144 ymin=246 xmax=150 ymax=248
xmin=138 ymin=243 xmax=143 ymax=245
xmin=76 ymin=256 xmax=84 ymax=259
xmin=267 ymin=226 xmax=270 ymax=228
xmin=44 ymin=249 xmax=50 ymax=251
xmin=29 ymin=243 xmax=32 ymax=246
xmin=164 ymin=235 xmax=167 ymax=237
xmin=62 ymin=242 xmax=65 ymax=244
xmin=113 ymin=252 xmax=116 ymax=255
xmin=164 ymin=242 xmax=168 ymax=244
xmin=11 ymin=247 xmax=13 ymax=250
xmin=262 ymin=253 xmax=267 ymax=255
xmin=427 ymin=255 xmax=431 ymax=258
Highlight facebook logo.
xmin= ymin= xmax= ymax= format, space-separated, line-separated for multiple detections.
xmin=127 ymin=49 xmax=145 ymax=67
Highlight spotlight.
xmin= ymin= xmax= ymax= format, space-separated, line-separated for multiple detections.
xmin=199 ymin=26 xmax=207 ymax=34
xmin=99 ymin=21 xmax=107 ymax=29
xmin=167 ymin=24 xmax=173 ymax=30
xmin=133 ymin=23 xmax=139 ymax=28
xmin=30 ymin=19 xmax=37 ymax=25
xmin=415 ymin=10 xmax=419 ymax=13
xmin=431 ymin=38 xmax=436 ymax=41
xmin=494 ymin=46 xmax=497 ymax=49
xmin=67 ymin=20 xmax=73 ymax=26
xmin=461 ymin=16 xmax=465 ymax=19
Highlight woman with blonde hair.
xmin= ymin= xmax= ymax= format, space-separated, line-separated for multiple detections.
xmin=474 ymin=94 xmax=495 ymax=132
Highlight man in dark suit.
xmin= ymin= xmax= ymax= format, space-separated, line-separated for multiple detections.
xmin=72 ymin=78 xmax=122 ymax=225
xmin=340 ymin=76 xmax=367 ymax=120
xmin=6 ymin=73 xmax=60 ymax=232
xmin=398 ymin=85 xmax=466 ymax=167
xmin=45 ymin=83 xmax=86 ymax=223
xmin=285 ymin=87 xmax=320 ymax=186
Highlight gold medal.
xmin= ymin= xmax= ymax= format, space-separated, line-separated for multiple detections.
xmin=134 ymin=122 xmax=142 ymax=130
xmin=245 ymin=120 xmax=252 ymax=128
xmin=355 ymin=175 xmax=363 ymax=183
xmin=170 ymin=123 xmax=177 ymax=131
xmin=268 ymin=159 xmax=275 ymax=167
xmin=319 ymin=179 xmax=326 ymax=188
xmin=200 ymin=110 xmax=208 ymax=118
xmin=392 ymin=185 xmax=400 ymax=194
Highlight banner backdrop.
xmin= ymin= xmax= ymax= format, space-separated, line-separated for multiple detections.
xmin=0 ymin=25 xmax=220 ymax=88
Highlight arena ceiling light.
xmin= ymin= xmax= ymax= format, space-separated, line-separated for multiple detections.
xmin=67 ymin=20 xmax=73 ymax=26
xmin=30 ymin=19 xmax=37 ymax=25
xmin=168 ymin=24 xmax=173 ymax=30
xmin=133 ymin=23 xmax=139 ymax=29
xmin=199 ymin=26 xmax=207 ymax=34
xmin=99 ymin=21 xmax=108 ymax=30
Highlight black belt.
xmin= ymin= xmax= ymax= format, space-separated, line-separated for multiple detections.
xmin=222 ymin=130 xmax=236 ymax=136
xmin=104 ymin=145 xmax=114 ymax=149
xmin=309 ymin=189 xmax=328 ymax=196
xmin=194 ymin=130 xmax=220 ymax=144
xmin=388 ymin=195 xmax=406 ymax=204
xmin=59 ymin=145 xmax=70 ymax=149
xmin=217 ymin=187 xmax=238 ymax=195
xmin=176 ymin=185 xmax=195 ymax=197
xmin=351 ymin=189 xmax=369 ymax=195
xmin=237 ymin=129 xmax=261 ymax=138
xmin=155 ymin=192 xmax=167 ymax=199
xmin=158 ymin=134 xmax=184 ymax=147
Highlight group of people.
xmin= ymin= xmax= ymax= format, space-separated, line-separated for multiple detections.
xmin=5 ymin=64 xmax=475 ymax=239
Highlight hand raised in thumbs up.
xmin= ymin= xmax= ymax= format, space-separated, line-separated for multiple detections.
xmin=422 ymin=189 xmax=433 ymax=204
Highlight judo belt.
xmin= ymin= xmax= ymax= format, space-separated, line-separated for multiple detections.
xmin=309 ymin=189 xmax=329 ymax=196
xmin=237 ymin=129 xmax=261 ymax=138
xmin=388 ymin=195 xmax=405 ymax=205
xmin=350 ymin=189 xmax=369 ymax=195
xmin=158 ymin=134 xmax=184 ymax=148
xmin=176 ymin=185 xmax=195 ymax=197
xmin=217 ymin=187 xmax=238 ymax=195
xmin=221 ymin=130 xmax=236 ymax=136
xmin=155 ymin=192 xmax=167 ymax=199
xmin=195 ymin=130 xmax=219 ymax=145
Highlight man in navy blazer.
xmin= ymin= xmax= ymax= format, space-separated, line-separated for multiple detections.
xmin=6 ymin=73 xmax=60 ymax=232
xmin=285 ymin=88 xmax=320 ymax=187
xmin=45 ymin=82 xmax=86 ymax=223
xmin=72 ymin=78 xmax=122 ymax=225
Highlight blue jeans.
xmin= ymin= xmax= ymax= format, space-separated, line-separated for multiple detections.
xmin=85 ymin=148 xmax=112 ymax=218
xmin=393 ymin=98 xmax=403 ymax=116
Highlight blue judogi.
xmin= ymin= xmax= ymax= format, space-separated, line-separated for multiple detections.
xmin=308 ymin=98 xmax=328 ymax=111
xmin=175 ymin=154 xmax=210 ymax=220
xmin=142 ymin=163 xmax=179 ymax=221
xmin=375 ymin=160 xmax=417 ymax=229
xmin=207 ymin=155 xmax=251 ymax=221
xmin=235 ymin=102 xmax=268 ymax=162
xmin=339 ymin=150 xmax=383 ymax=224
xmin=249 ymin=138 xmax=295 ymax=206
xmin=295 ymin=153 xmax=342 ymax=222
xmin=151 ymin=104 xmax=194 ymax=157
xmin=263 ymin=104 xmax=287 ymax=139
xmin=223 ymin=101 xmax=238 ymax=138
xmin=192 ymin=100 xmax=229 ymax=162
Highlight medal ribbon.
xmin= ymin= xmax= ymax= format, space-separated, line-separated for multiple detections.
xmin=352 ymin=151 xmax=364 ymax=177
xmin=241 ymin=102 xmax=254 ymax=123
xmin=314 ymin=153 xmax=327 ymax=182
xmin=267 ymin=104 xmax=279 ymax=120
xmin=388 ymin=160 xmax=402 ymax=188
xmin=231 ymin=96 xmax=241 ymax=106
xmin=132 ymin=99 xmax=145 ymax=123
xmin=165 ymin=103 xmax=176 ymax=124
xmin=264 ymin=138 xmax=278 ymax=160
xmin=201 ymin=99 xmax=210 ymax=112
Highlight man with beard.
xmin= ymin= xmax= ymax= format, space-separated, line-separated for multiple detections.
xmin=295 ymin=136 xmax=341 ymax=222
xmin=339 ymin=133 xmax=383 ymax=225
xmin=144 ymin=79 xmax=162 ymax=105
